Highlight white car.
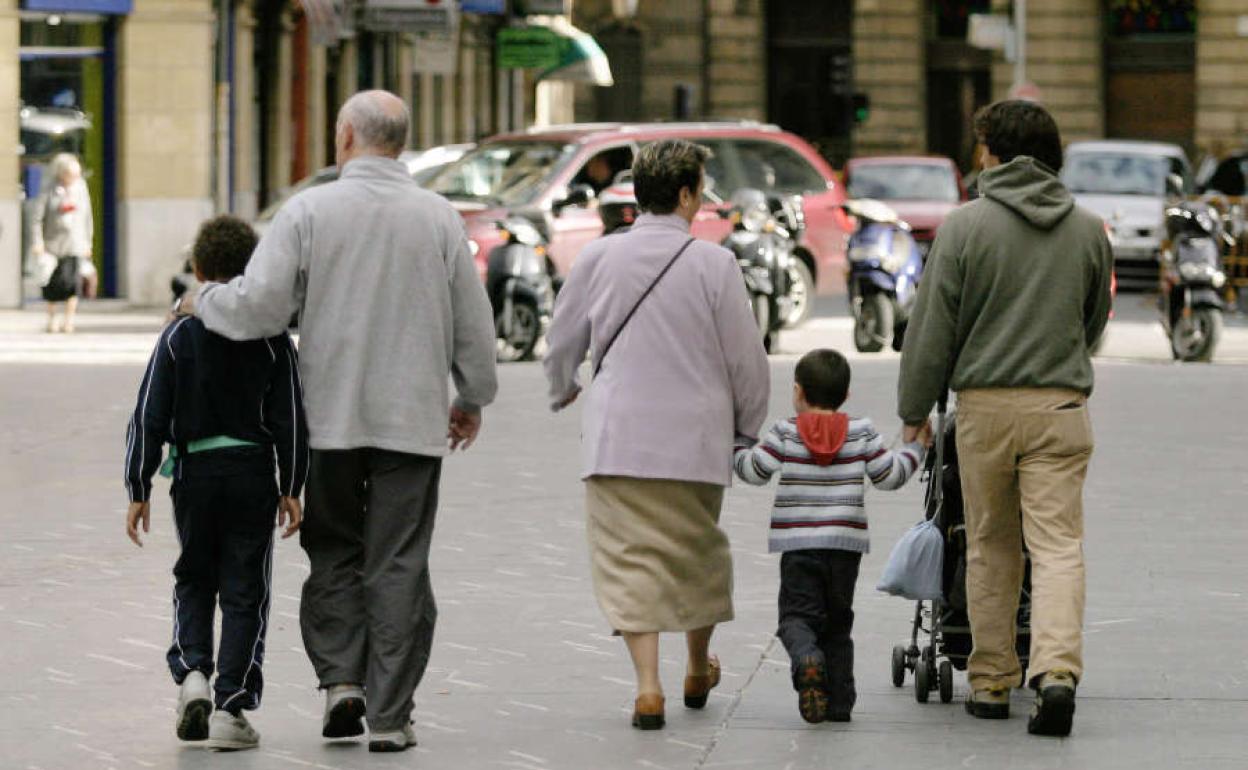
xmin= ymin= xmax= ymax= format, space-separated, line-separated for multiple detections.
xmin=1062 ymin=140 xmax=1192 ymax=289
xmin=252 ymin=144 xmax=474 ymax=237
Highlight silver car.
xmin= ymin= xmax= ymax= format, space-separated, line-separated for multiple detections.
xmin=1062 ymin=140 xmax=1192 ymax=289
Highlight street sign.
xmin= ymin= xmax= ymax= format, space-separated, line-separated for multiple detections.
xmin=363 ymin=0 xmax=453 ymax=34
xmin=497 ymin=26 xmax=561 ymax=70
xmin=968 ymin=13 xmax=1011 ymax=51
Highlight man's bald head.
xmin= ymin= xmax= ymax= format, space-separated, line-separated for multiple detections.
xmin=336 ymin=90 xmax=410 ymax=161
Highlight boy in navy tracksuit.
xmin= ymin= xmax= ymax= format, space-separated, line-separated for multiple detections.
xmin=124 ymin=215 xmax=309 ymax=751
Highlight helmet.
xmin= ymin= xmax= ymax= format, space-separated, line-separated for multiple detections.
xmin=599 ymin=174 xmax=638 ymax=235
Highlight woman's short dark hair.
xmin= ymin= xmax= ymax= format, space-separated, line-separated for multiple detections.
xmin=632 ymin=139 xmax=712 ymax=214
xmin=973 ymin=100 xmax=1064 ymax=174
xmin=193 ymin=215 xmax=259 ymax=282
xmin=795 ymin=349 xmax=851 ymax=410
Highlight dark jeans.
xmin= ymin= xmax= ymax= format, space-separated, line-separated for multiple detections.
xmin=777 ymin=549 xmax=862 ymax=713
xmin=299 ymin=449 xmax=442 ymax=732
xmin=167 ymin=466 xmax=277 ymax=714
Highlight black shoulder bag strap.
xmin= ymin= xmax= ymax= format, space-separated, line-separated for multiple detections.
xmin=593 ymin=236 xmax=696 ymax=378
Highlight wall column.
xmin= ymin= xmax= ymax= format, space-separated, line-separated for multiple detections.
xmin=117 ymin=0 xmax=216 ymax=305
xmin=0 ymin=0 xmax=20 ymax=307
xmin=1195 ymin=1 xmax=1248 ymax=157
xmin=853 ymin=0 xmax=925 ymax=155
xmin=233 ymin=0 xmax=258 ymax=218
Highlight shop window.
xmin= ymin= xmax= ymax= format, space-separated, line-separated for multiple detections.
xmin=1106 ymin=0 xmax=1196 ymax=37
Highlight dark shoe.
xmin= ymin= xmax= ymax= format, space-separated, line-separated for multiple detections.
xmin=827 ymin=711 xmax=851 ymax=723
xmin=964 ymin=687 xmax=1010 ymax=719
xmin=322 ymin=684 xmax=366 ymax=739
xmin=368 ymin=723 xmax=417 ymax=753
xmin=684 ymin=655 xmax=721 ymax=709
xmin=632 ymin=693 xmax=665 ymax=730
xmin=796 ymin=656 xmax=828 ymax=724
xmin=1028 ymin=670 xmax=1076 ymax=737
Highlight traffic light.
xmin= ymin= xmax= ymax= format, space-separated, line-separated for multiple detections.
xmin=852 ymin=93 xmax=870 ymax=124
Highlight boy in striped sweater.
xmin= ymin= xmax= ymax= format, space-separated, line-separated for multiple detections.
xmin=734 ymin=349 xmax=929 ymax=723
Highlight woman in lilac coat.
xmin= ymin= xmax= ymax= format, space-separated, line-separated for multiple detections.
xmin=544 ymin=139 xmax=771 ymax=730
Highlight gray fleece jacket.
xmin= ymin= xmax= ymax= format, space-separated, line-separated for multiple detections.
xmin=197 ymin=156 xmax=498 ymax=456
xmin=898 ymin=156 xmax=1113 ymax=424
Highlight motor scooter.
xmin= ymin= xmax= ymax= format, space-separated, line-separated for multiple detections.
xmin=486 ymin=217 xmax=555 ymax=362
xmin=1159 ymin=195 xmax=1232 ymax=362
xmin=843 ymin=199 xmax=924 ymax=353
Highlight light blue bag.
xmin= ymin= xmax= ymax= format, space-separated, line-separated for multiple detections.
xmin=876 ymin=519 xmax=944 ymax=601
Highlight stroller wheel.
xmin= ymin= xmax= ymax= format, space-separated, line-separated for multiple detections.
xmin=891 ymin=645 xmax=906 ymax=687
xmin=939 ymin=660 xmax=954 ymax=703
xmin=914 ymin=654 xmax=931 ymax=703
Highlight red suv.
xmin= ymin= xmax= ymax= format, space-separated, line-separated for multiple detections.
xmin=424 ymin=122 xmax=854 ymax=311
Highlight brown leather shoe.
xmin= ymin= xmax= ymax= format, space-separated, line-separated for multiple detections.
xmin=684 ymin=655 xmax=722 ymax=709
xmin=631 ymin=693 xmax=665 ymax=730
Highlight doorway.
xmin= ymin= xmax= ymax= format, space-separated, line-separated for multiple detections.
xmin=19 ymin=15 xmax=119 ymax=298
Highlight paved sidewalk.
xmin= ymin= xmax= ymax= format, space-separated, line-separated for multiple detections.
xmin=1 ymin=344 xmax=1245 ymax=768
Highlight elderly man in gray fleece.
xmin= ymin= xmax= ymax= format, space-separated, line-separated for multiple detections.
xmin=184 ymin=90 xmax=498 ymax=753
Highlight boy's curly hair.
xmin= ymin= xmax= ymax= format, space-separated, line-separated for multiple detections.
xmin=193 ymin=215 xmax=258 ymax=282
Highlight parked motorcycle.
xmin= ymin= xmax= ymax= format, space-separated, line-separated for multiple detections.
xmin=1159 ymin=196 xmax=1232 ymax=362
xmin=486 ymin=217 xmax=555 ymax=362
xmin=720 ymin=189 xmax=800 ymax=353
xmin=843 ymin=199 xmax=924 ymax=353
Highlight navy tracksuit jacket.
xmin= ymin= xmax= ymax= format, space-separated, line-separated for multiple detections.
xmin=124 ymin=316 xmax=309 ymax=713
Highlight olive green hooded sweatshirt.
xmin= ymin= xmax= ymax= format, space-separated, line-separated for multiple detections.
xmin=898 ymin=156 xmax=1113 ymax=425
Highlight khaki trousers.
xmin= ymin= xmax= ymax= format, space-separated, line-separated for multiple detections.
xmin=955 ymin=388 xmax=1093 ymax=691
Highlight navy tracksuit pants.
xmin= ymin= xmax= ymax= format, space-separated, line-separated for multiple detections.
xmin=167 ymin=455 xmax=277 ymax=714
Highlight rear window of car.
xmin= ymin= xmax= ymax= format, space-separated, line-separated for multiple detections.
xmin=847 ymin=163 xmax=959 ymax=202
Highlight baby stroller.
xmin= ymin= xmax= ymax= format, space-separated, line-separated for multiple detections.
xmin=889 ymin=400 xmax=1032 ymax=703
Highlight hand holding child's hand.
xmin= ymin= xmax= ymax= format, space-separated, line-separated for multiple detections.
xmin=278 ymin=497 xmax=302 ymax=539
xmin=126 ymin=501 xmax=150 ymax=547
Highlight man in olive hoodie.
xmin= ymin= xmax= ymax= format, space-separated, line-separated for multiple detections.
xmin=898 ymin=101 xmax=1112 ymax=737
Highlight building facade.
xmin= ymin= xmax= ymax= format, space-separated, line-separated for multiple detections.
xmin=5 ymin=0 xmax=1248 ymax=307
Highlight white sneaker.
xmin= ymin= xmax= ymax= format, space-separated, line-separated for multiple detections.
xmin=322 ymin=684 xmax=366 ymax=739
xmin=368 ymin=722 xmax=417 ymax=753
xmin=207 ymin=710 xmax=260 ymax=751
xmin=175 ymin=671 xmax=212 ymax=741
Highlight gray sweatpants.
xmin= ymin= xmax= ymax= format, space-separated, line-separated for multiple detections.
xmin=299 ymin=448 xmax=441 ymax=731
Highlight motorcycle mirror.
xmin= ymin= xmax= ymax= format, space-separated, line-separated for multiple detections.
xmin=1165 ymin=174 xmax=1185 ymax=202
xmin=554 ymin=184 xmax=596 ymax=215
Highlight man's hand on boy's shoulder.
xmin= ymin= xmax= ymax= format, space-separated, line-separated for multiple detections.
xmin=126 ymin=501 xmax=150 ymax=547
xmin=278 ymin=496 xmax=302 ymax=539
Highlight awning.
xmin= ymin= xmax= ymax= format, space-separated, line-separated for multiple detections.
xmin=532 ymin=17 xmax=613 ymax=87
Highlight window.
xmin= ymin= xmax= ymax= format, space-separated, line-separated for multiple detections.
xmin=426 ymin=141 xmax=574 ymax=207
xmin=571 ymin=146 xmax=635 ymax=198
xmin=732 ymin=140 xmax=827 ymax=194
xmin=1061 ymin=154 xmax=1174 ymax=197
xmin=847 ymin=164 xmax=960 ymax=203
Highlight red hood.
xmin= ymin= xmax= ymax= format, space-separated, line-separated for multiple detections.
xmin=796 ymin=412 xmax=850 ymax=466
xmin=881 ymin=200 xmax=960 ymax=235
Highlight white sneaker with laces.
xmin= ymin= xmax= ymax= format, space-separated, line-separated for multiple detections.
xmin=322 ymin=684 xmax=366 ymax=738
xmin=207 ymin=710 xmax=260 ymax=751
xmin=368 ymin=722 xmax=417 ymax=753
xmin=175 ymin=671 xmax=212 ymax=741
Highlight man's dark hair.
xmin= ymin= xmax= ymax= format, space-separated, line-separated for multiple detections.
xmin=632 ymin=139 xmax=712 ymax=214
xmin=973 ymin=99 xmax=1064 ymax=174
xmin=795 ymin=349 xmax=851 ymax=410
xmin=192 ymin=215 xmax=258 ymax=281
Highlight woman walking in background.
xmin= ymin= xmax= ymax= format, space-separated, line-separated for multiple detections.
xmin=32 ymin=153 xmax=96 ymax=333
xmin=544 ymin=139 xmax=771 ymax=730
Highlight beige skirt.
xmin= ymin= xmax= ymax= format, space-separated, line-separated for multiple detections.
xmin=584 ymin=475 xmax=734 ymax=633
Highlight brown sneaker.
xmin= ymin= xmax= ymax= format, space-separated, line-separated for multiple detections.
xmin=1028 ymin=670 xmax=1076 ymax=737
xmin=796 ymin=656 xmax=828 ymax=724
xmin=964 ymin=686 xmax=1011 ymax=719
xmin=684 ymin=655 xmax=721 ymax=709
xmin=631 ymin=693 xmax=665 ymax=730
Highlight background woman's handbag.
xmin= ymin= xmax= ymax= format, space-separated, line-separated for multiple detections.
xmin=41 ymin=256 xmax=80 ymax=302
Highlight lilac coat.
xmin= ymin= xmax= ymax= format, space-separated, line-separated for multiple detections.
xmin=544 ymin=213 xmax=771 ymax=486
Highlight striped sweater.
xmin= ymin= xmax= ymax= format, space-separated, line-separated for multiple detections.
xmin=733 ymin=415 xmax=923 ymax=554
